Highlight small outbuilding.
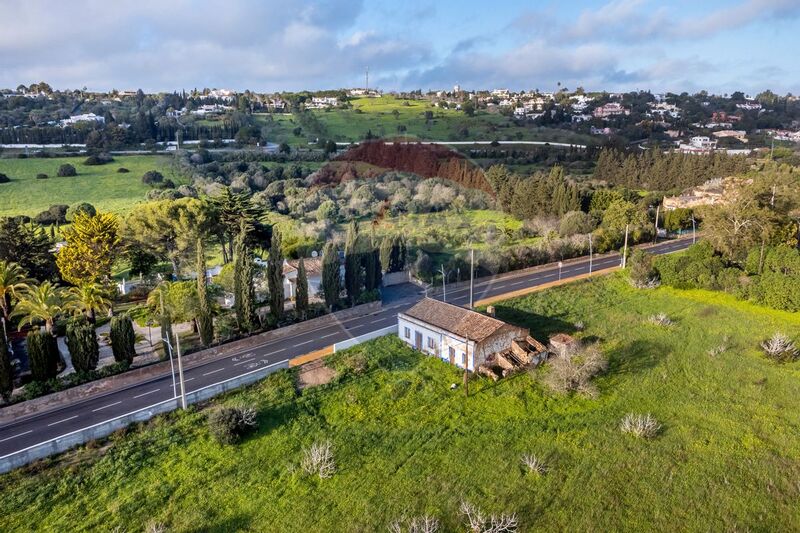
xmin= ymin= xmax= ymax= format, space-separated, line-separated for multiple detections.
xmin=398 ymin=298 xmax=529 ymax=371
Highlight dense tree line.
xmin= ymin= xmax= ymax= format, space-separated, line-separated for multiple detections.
xmin=486 ymin=164 xmax=581 ymax=219
xmin=593 ymin=148 xmax=750 ymax=191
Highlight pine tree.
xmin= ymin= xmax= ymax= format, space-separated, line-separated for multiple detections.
xmin=109 ymin=314 xmax=137 ymax=364
xmin=321 ymin=242 xmax=341 ymax=310
xmin=296 ymin=257 xmax=309 ymax=319
xmin=267 ymin=228 xmax=284 ymax=319
xmin=66 ymin=316 xmax=99 ymax=373
xmin=27 ymin=330 xmax=59 ymax=382
xmin=344 ymin=221 xmax=362 ymax=305
xmin=196 ymin=238 xmax=214 ymax=346
xmin=0 ymin=328 xmax=13 ymax=402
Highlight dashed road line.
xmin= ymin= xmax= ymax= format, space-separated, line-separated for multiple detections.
xmin=92 ymin=401 xmax=121 ymax=412
xmin=47 ymin=415 xmax=79 ymax=427
xmin=133 ymin=389 xmax=160 ymax=399
xmin=0 ymin=430 xmax=32 ymax=443
xmin=202 ymin=368 xmax=225 ymax=377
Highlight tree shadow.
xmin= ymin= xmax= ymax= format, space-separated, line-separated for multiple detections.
xmin=185 ymin=513 xmax=253 ymax=533
xmin=606 ymin=339 xmax=667 ymax=377
xmin=492 ymin=305 xmax=577 ymax=340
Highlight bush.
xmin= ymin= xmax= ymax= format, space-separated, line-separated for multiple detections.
xmin=628 ymin=249 xmax=660 ymax=289
xmin=460 ymin=501 xmax=518 ymax=533
xmin=36 ymin=173 xmax=49 ymax=180
xmin=0 ymin=173 xmax=9 ymax=183
xmin=141 ymin=170 xmax=165 ymax=185
xmin=65 ymin=202 xmax=96 ymax=222
xmin=65 ymin=317 xmax=99 ymax=373
xmin=521 ymin=454 xmax=547 ymax=475
xmin=300 ymin=440 xmax=336 ymax=478
xmin=57 ymin=163 xmax=77 ymax=177
xmin=620 ymin=413 xmax=661 ymax=438
xmin=648 ymin=313 xmax=673 ymax=327
xmin=208 ymin=405 xmax=258 ymax=444
xmin=760 ymin=333 xmax=798 ymax=363
xmin=110 ymin=315 xmax=137 ymax=364
xmin=541 ymin=342 xmax=607 ymax=398
xmin=117 ymin=167 xmax=130 ymax=173
xmin=83 ymin=154 xmax=114 ymax=165
xmin=33 ymin=204 xmax=68 ymax=225
xmin=27 ymin=330 xmax=60 ymax=382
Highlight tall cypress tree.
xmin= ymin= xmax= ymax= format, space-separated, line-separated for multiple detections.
xmin=109 ymin=314 xmax=136 ymax=364
xmin=344 ymin=221 xmax=361 ymax=305
xmin=267 ymin=228 xmax=284 ymax=319
xmin=233 ymin=222 xmax=256 ymax=333
xmin=27 ymin=330 xmax=59 ymax=382
xmin=0 ymin=328 xmax=13 ymax=402
xmin=296 ymin=257 xmax=309 ymax=319
xmin=196 ymin=238 xmax=214 ymax=346
xmin=321 ymin=242 xmax=341 ymax=310
xmin=66 ymin=316 xmax=99 ymax=373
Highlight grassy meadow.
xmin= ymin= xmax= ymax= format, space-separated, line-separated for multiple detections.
xmin=0 ymin=155 xmax=175 ymax=217
xmin=2 ymin=274 xmax=799 ymax=531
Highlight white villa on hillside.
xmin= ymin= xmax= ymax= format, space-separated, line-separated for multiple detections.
xmin=398 ymin=299 xmax=528 ymax=371
xmin=282 ymin=257 xmax=324 ymax=300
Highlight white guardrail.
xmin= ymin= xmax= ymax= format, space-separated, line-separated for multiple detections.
xmin=0 ymin=359 xmax=289 ymax=474
xmin=333 ymin=325 xmax=397 ymax=352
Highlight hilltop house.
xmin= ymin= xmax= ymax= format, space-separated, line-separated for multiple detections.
xmin=281 ymin=257 xmax=324 ymax=301
xmin=398 ymin=298 xmax=528 ymax=371
xmin=593 ymin=102 xmax=629 ymax=118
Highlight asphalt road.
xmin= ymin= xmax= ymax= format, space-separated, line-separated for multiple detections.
xmin=0 ymin=237 xmax=693 ymax=458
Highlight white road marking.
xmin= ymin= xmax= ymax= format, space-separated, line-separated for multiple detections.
xmin=269 ymin=348 xmax=286 ymax=354
xmin=184 ymin=377 xmax=195 ymax=382
xmin=47 ymin=415 xmax=79 ymax=427
xmin=0 ymin=430 xmax=32 ymax=443
xmin=320 ymin=333 xmax=338 ymax=339
xmin=295 ymin=339 xmax=314 ymax=346
xmin=202 ymin=368 xmax=225 ymax=377
xmin=133 ymin=389 xmax=160 ymax=399
xmin=370 ymin=317 xmax=389 ymax=324
xmin=511 ymin=280 xmax=527 ymax=286
xmin=92 ymin=401 xmax=121 ymax=412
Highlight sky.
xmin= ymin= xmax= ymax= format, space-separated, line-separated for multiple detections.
xmin=1 ymin=0 xmax=799 ymax=95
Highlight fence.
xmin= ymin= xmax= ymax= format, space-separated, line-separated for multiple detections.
xmin=0 ymin=359 xmax=289 ymax=474
xmin=333 ymin=325 xmax=397 ymax=353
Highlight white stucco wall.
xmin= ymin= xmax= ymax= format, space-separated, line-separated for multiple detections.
xmin=398 ymin=314 xmax=477 ymax=371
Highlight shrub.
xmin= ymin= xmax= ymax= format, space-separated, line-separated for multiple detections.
xmin=109 ymin=315 xmax=137 ymax=364
xmin=628 ymin=249 xmax=660 ymax=289
xmin=65 ymin=202 xmax=96 ymax=222
xmin=65 ymin=317 xmax=99 ymax=373
xmin=117 ymin=167 xmax=130 ymax=173
xmin=26 ymin=330 xmax=60 ymax=382
xmin=620 ymin=413 xmax=661 ymax=438
xmin=0 ymin=173 xmax=9 ymax=183
xmin=141 ymin=170 xmax=165 ymax=185
xmin=541 ymin=343 xmax=607 ymax=397
xmin=36 ymin=173 xmax=49 ymax=180
xmin=648 ymin=313 xmax=673 ymax=327
xmin=33 ymin=204 xmax=68 ymax=225
xmin=208 ymin=405 xmax=257 ymax=444
xmin=57 ymin=163 xmax=77 ymax=177
xmin=521 ymin=454 xmax=547 ymax=475
xmin=83 ymin=154 xmax=114 ymax=165
xmin=301 ymin=440 xmax=336 ymax=478
xmin=760 ymin=333 xmax=798 ymax=363
xmin=389 ymin=515 xmax=440 ymax=533
xmin=460 ymin=501 xmax=518 ymax=533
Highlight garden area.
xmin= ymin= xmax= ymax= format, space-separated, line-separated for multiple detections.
xmin=2 ymin=274 xmax=799 ymax=531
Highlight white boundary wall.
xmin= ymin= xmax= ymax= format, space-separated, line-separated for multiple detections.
xmin=0 ymin=359 xmax=289 ymax=474
xmin=333 ymin=325 xmax=397 ymax=352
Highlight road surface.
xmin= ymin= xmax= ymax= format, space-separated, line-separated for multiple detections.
xmin=0 ymin=237 xmax=692 ymax=458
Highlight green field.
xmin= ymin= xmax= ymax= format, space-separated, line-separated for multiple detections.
xmin=0 ymin=155 xmax=175 ymax=217
xmin=2 ymin=274 xmax=799 ymax=531
xmin=255 ymin=96 xmax=595 ymax=147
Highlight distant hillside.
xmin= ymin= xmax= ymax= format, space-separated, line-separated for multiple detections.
xmin=312 ymin=141 xmax=493 ymax=195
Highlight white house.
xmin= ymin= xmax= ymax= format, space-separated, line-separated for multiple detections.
xmin=60 ymin=113 xmax=105 ymax=127
xmin=397 ymin=298 xmax=528 ymax=371
xmin=282 ymin=257 xmax=324 ymax=300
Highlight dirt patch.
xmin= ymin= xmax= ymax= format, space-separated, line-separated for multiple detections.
xmin=296 ymin=359 xmax=338 ymax=390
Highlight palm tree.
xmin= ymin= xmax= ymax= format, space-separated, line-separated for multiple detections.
xmin=12 ymin=282 xmax=75 ymax=335
xmin=67 ymin=283 xmax=112 ymax=324
xmin=0 ymin=261 xmax=32 ymax=322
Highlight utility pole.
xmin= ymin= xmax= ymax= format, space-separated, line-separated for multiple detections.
xmin=174 ymin=331 xmax=187 ymax=410
xmin=558 ymin=261 xmax=563 ymax=280
xmin=440 ymin=265 xmax=447 ymax=302
xmin=463 ymin=337 xmax=470 ymax=398
xmin=588 ymin=234 xmax=593 ymax=275
xmin=691 ymin=215 xmax=697 ymax=244
xmin=653 ymin=204 xmax=660 ymax=244
xmin=469 ymin=248 xmax=474 ymax=309
xmin=365 ymin=67 xmax=369 ymax=91
xmin=164 ymin=336 xmax=178 ymax=399
xmin=621 ymin=223 xmax=630 ymax=268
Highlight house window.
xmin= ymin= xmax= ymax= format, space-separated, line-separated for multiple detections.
xmin=449 ymin=346 xmax=455 ymax=359
xmin=462 ymin=352 xmax=467 ymax=367
xmin=404 ymin=326 xmax=410 ymax=339
xmin=427 ymin=337 xmax=435 ymax=349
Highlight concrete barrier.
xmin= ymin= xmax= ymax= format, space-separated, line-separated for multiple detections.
xmin=333 ymin=325 xmax=397 ymax=352
xmin=0 ymin=359 xmax=289 ymax=474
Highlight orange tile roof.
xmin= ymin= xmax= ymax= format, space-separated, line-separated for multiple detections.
xmin=401 ymin=298 xmax=517 ymax=343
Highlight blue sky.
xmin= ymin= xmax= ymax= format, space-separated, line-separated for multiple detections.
xmin=1 ymin=0 xmax=798 ymax=94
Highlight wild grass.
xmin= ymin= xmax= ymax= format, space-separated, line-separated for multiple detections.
xmin=0 ymin=155 xmax=176 ymax=217
xmin=1 ymin=274 xmax=800 ymax=531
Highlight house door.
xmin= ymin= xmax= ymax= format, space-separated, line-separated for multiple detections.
xmin=449 ymin=346 xmax=455 ymax=365
xmin=414 ymin=331 xmax=423 ymax=350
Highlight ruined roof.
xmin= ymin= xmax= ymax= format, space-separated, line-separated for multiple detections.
xmin=401 ymin=298 xmax=517 ymax=343
xmin=287 ymin=257 xmax=323 ymax=276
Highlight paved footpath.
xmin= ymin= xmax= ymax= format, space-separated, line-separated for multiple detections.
xmin=0 ymin=237 xmax=693 ymax=459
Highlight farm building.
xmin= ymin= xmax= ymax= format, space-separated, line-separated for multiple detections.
xmin=397 ymin=298 xmax=530 ymax=371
